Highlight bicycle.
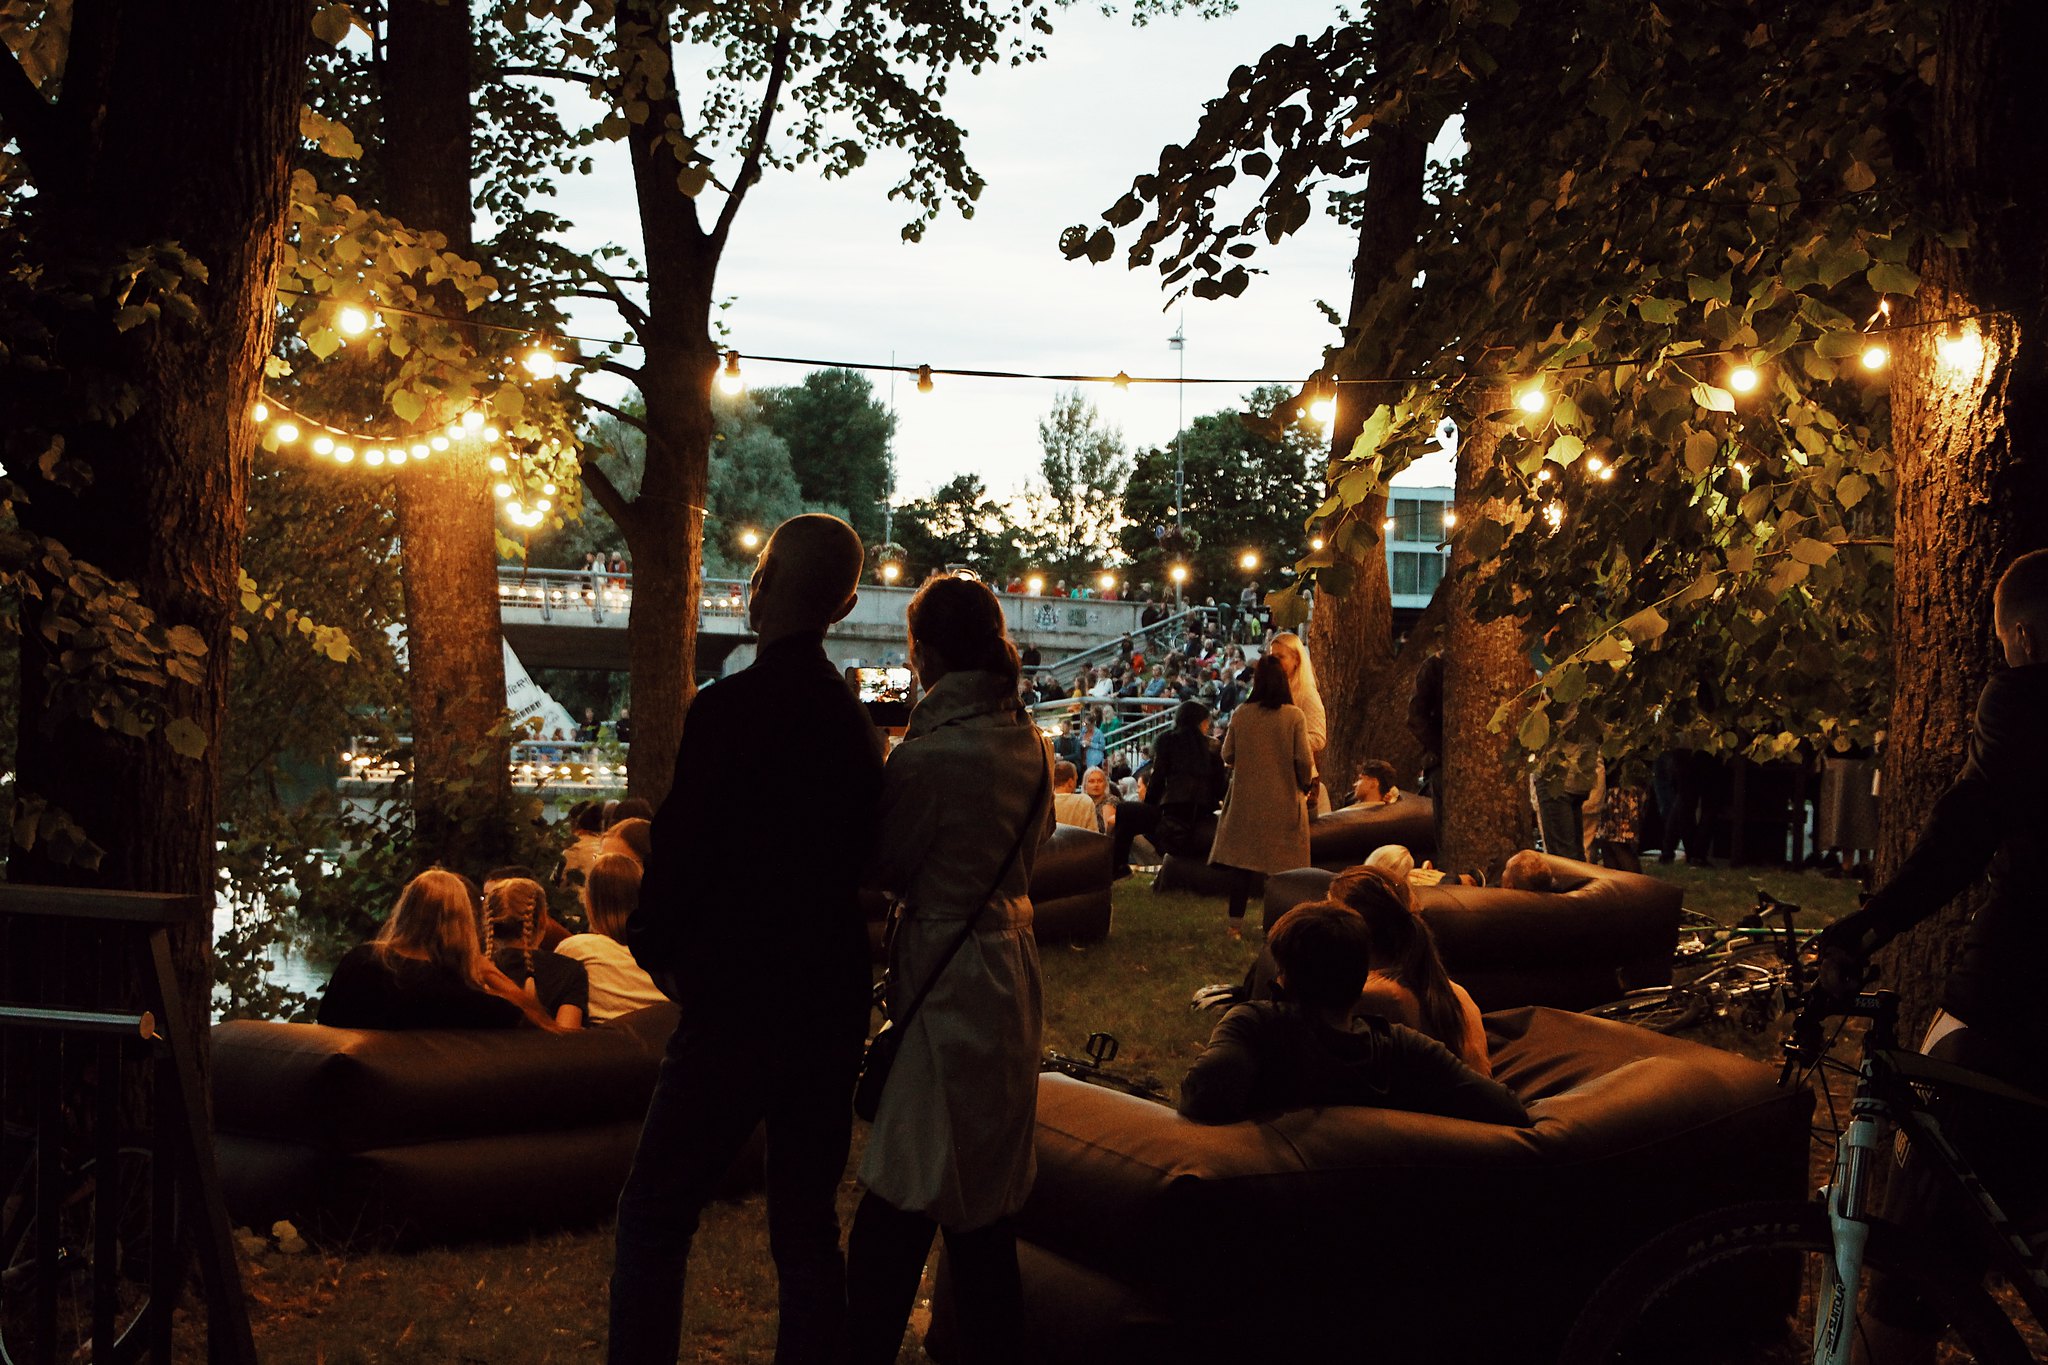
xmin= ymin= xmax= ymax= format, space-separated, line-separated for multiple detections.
xmin=0 ymin=1117 xmax=161 ymax=1365
xmin=1560 ymin=988 xmax=2048 ymax=1363
xmin=1583 ymin=888 xmax=1811 ymax=1035
xmin=1042 ymin=1031 xmax=1171 ymax=1104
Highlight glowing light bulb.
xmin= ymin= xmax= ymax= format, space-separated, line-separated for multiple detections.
xmin=1516 ymin=387 xmax=1548 ymax=414
xmin=542 ymin=482 xmax=557 ymax=496
xmin=1599 ymin=467 xmax=1615 ymax=481
xmin=1537 ymin=468 xmax=1553 ymax=483
xmin=1310 ymin=536 xmax=1325 ymax=551
xmin=489 ymin=455 xmax=507 ymax=473
xmin=1544 ymin=503 xmax=1565 ymax=530
xmin=881 ymin=562 xmax=902 ymax=584
xmin=1169 ymin=564 xmax=1188 ymax=585
xmin=312 ymin=435 xmax=334 ymax=455
xmin=252 ymin=403 xmax=271 ymax=422
xmin=1861 ymin=344 xmax=1889 ymax=370
xmin=389 ymin=449 xmax=408 ymax=465
xmin=916 ymin=364 xmax=934 ymax=394
xmin=274 ymin=422 xmax=299 ymax=443
xmin=410 ymin=443 xmax=428 ymax=458
xmin=1728 ymin=363 xmax=1761 ymax=394
xmin=337 ymin=307 xmax=370 ymax=337
xmin=462 ymin=409 xmax=485 ymax=431
xmin=739 ymin=529 xmax=760 ymax=550
xmin=335 ymin=446 xmax=355 ymax=463
xmin=719 ymin=350 xmax=744 ymax=395
xmin=365 ymin=448 xmax=385 ymax=466
xmin=1098 ymin=572 xmax=1116 ymax=592
xmin=522 ymin=347 xmax=559 ymax=380
xmin=494 ymin=482 xmax=514 ymax=498
xmin=431 ymin=436 xmax=450 ymax=452
xmin=1442 ymin=509 xmax=1458 ymax=529
xmin=536 ymin=498 xmax=552 ymax=511
xmin=1308 ymin=397 xmax=1336 ymax=425
xmin=1937 ymin=325 xmax=1984 ymax=375
xmin=1026 ymin=575 xmax=1044 ymax=595
xmin=1239 ymin=551 xmax=1260 ymax=571
xmin=1384 ymin=516 xmax=1396 ymax=532
xmin=483 ymin=427 xmax=500 ymax=443
xmin=445 ymin=425 xmax=462 ymax=441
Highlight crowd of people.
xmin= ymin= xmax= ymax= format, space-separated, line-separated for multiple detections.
xmin=307 ymin=514 xmax=2048 ymax=1365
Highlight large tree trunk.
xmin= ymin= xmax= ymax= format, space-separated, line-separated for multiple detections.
xmin=1309 ymin=102 xmax=1428 ymax=788
xmin=384 ymin=0 xmax=515 ymax=867
xmin=7 ymin=1 xmax=312 ymax=1029
xmin=1876 ymin=0 xmax=2048 ymax=1038
xmin=1437 ymin=406 xmax=1533 ymax=877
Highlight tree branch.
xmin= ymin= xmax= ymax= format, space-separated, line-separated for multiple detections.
xmin=496 ymin=64 xmax=603 ymax=86
xmin=0 ymin=32 xmax=58 ymax=175
xmin=597 ymin=358 xmax=645 ymax=385
xmin=582 ymin=394 xmax=647 ymax=431
xmin=711 ymin=23 xmax=794 ymax=247
xmin=579 ymin=456 xmax=635 ymax=530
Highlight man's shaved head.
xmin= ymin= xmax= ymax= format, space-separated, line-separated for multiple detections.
xmin=1994 ymin=548 xmax=2048 ymax=667
xmin=752 ymin=514 xmax=864 ymax=634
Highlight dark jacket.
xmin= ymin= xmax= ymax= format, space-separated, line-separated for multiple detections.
xmin=1145 ymin=727 xmax=1225 ymax=812
xmin=1178 ymin=1002 xmax=1527 ymax=1127
xmin=317 ymin=947 xmax=526 ymax=1031
xmin=1823 ymin=664 xmax=2048 ymax=1040
xmin=628 ymin=633 xmax=884 ymax=1020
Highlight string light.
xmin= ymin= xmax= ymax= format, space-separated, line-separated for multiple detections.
xmin=719 ymin=349 xmax=745 ymax=395
xmin=252 ymin=403 xmax=270 ymax=422
xmin=1598 ymin=466 xmax=1615 ymax=481
xmin=335 ymin=446 xmax=355 ymax=463
xmin=462 ymin=409 xmax=486 ymax=431
xmin=1239 ymin=551 xmax=1260 ymax=571
xmin=1937 ymin=323 xmax=1985 ymax=376
xmin=1310 ymin=536 xmax=1325 ymax=551
xmin=1383 ymin=516 xmax=1396 ymax=532
xmin=739 ymin=528 xmax=761 ymax=551
xmin=522 ymin=346 xmax=561 ymax=380
xmin=881 ymin=562 xmax=902 ymax=584
xmin=337 ymin=306 xmax=371 ymax=337
xmin=1861 ymin=344 xmax=1889 ymax=370
xmin=1442 ymin=509 xmax=1458 ymax=529
xmin=1543 ymin=503 xmax=1565 ymax=530
xmin=1516 ymin=386 xmax=1548 ymax=414
xmin=274 ymin=422 xmax=299 ymax=443
xmin=365 ymin=449 xmax=386 ymax=467
xmin=1727 ymin=361 xmax=1761 ymax=394
xmin=312 ymin=435 xmax=334 ymax=455
xmin=494 ymin=482 xmax=514 ymax=498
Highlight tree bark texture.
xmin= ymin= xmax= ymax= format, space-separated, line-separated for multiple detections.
xmin=1309 ymin=105 xmax=1428 ymax=789
xmin=383 ymin=0 xmax=515 ymax=867
xmin=1437 ymin=407 xmax=1534 ymax=877
xmin=6 ymin=1 xmax=313 ymax=1028
xmin=1875 ymin=0 xmax=2048 ymax=1039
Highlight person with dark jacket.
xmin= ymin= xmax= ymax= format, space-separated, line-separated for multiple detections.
xmin=1180 ymin=899 xmax=1526 ymax=1127
xmin=609 ymin=515 xmax=885 ymax=1365
xmin=1109 ymin=701 xmax=1224 ymax=878
xmin=1812 ymin=548 xmax=2048 ymax=1364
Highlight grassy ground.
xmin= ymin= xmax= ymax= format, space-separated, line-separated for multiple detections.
xmin=183 ymin=862 xmax=1866 ymax=1363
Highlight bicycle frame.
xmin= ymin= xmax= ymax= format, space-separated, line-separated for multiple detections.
xmin=1803 ymin=995 xmax=2048 ymax=1363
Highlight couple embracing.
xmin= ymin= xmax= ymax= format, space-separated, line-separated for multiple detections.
xmin=610 ymin=514 xmax=1051 ymax=1365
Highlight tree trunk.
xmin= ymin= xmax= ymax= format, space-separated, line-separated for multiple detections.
xmin=7 ymin=0 xmax=312 ymax=1030
xmin=1438 ymin=405 xmax=1534 ymax=877
xmin=1309 ymin=102 xmax=1428 ymax=788
xmin=1875 ymin=0 xmax=2048 ymax=1038
xmin=383 ymin=0 xmax=515 ymax=867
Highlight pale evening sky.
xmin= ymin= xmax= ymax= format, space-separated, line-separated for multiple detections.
xmin=548 ymin=2 xmax=1457 ymax=507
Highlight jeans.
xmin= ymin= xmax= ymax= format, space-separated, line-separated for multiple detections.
xmin=608 ymin=998 xmax=866 ymax=1365
xmin=845 ymin=1192 xmax=1023 ymax=1365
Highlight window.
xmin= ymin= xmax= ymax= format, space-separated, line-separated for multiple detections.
xmin=1391 ymin=550 xmax=1449 ymax=598
xmin=1392 ymin=498 xmax=1426 ymax=542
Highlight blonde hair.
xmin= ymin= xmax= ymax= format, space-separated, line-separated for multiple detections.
xmin=375 ymin=869 xmax=490 ymax=990
xmin=1268 ymin=632 xmax=1321 ymax=714
xmin=584 ymin=853 xmax=643 ymax=941
xmin=482 ymin=876 xmax=549 ymax=982
xmin=1364 ymin=843 xmax=1415 ymax=884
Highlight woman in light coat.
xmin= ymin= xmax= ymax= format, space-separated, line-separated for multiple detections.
xmin=1267 ymin=630 xmax=1330 ymax=812
xmin=847 ymin=574 xmax=1054 ymax=1365
xmin=1208 ymin=653 xmax=1314 ymax=937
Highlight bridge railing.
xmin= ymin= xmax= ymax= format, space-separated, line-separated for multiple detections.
xmin=497 ymin=567 xmax=749 ymax=624
xmin=338 ymin=736 xmax=633 ymax=791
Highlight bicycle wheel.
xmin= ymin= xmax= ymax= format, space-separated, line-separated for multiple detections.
xmin=1582 ymin=987 xmax=1707 ymax=1034
xmin=1561 ymin=1200 xmax=2032 ymax=1364
xmin=0 ymin=1147 xmax=157 ymax=1365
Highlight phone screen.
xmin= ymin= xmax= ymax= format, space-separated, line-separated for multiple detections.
xmin=851 ymin=666 xmax=914 ymax=728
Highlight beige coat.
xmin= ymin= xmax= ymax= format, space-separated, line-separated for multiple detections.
xmin=1208 ymin=702 xmax=1313 ymax=874
xmin=861 ymin=670 xmax=1054 ymax=1229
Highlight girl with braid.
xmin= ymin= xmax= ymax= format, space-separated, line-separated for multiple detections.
xmin=483 ymin=877 xmax=590 ymax=1029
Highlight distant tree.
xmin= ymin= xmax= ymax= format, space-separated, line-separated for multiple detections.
xmin=1029 ymin=388 xmax=1130 ymax=586
xmin=892 ymin=473 xmax=1029 ymax=582
xmin=751 ymin=368 xmax=895 ymax=543
xmin=707 ymin=392 xmax=807 ymax=577
xmin=1119 ymin=385 xmax=1319 ymax=593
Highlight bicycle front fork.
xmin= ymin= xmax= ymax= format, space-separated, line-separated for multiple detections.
xmin=1813 ymin=1106 xmax=1885 ymax=1364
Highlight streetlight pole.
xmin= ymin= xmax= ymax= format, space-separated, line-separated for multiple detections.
xmin=1169 ymin=312 xmax=1185 ymax=612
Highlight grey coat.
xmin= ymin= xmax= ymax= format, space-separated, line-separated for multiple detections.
xmin=1208 ymin=701 xmax=1313 ymax=874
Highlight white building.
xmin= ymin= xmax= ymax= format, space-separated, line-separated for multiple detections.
xmin=1386 ymin=484 xmax=1453 ymax=617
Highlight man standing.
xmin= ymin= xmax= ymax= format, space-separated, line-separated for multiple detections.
xmin=611 ymin=515 xmax=883 ymax=1364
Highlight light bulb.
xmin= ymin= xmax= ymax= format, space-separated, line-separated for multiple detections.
xmin=483 ymin=427 xmax=500 ymax=443
xmin=536 ymin=498 xmax=551 ymax=511
xmin=274 ymin=422 xmax=299 ymax=443
xmin=1599 ymin=467 xmax=1615 ymax=481
xmin=389 ymin=449 xmax=407 ymax=465
xmin=1308 ymin=397 xmax=1336 ymax=425
xmin=1586 ymin=456 xmax=1604 ymax=473
xmin=1384 ymin=516 xmax=1396 ymax=532
xmin=410 ymin=443 xmax=428 ymax=458
xmin=365 ymin=448 xmax=385 ymax=466
xmin=494 ymin=482 xmax=513 ymax=498
xmin=1544 ymin=503 xmax=1565 ymax=529
xmin=462 ymin=409 xmax=485 ymax=431
xmin=252 ymin=403 xmax=270 ymax=422
xmin=1937 ymin=326 xmax=1984 ymax=375
xmin=1537 ymin=469 xmax=1553 ymax=483
xmin=916 ymin=364 xmax=934 ymax=394
xmin=1861 ymin=344 xmax=1889 ymax=370
xmin=739 ymin=529 xmax=760 ymax=550
xmin=337 ymin=307 xmax=370 ymax=337
xmin=1239 ymin=551 xmax=1260 ymax=571
xmin=1098 ymin=572 xmax=1116 ymax=592
xmin=1442 ymin=509 xmax=1458 ymax=529
xmin=1728 ymin=363 xmax=1761 ymax=394
xmin=445 ymin=425 xmax=462 ymax=441
xmin=432 ymin=436 xmax=450 ymax=451
xmin=1516 ymin=387 xmax=1547 ymax=414
xmin=1169 ymin=564 xmax=1188 ymax=584
xmin=489 ymin=455 xmax=507 ymax=472
xmin=1026 ymin=575 xmax=1044 ymax=595
xmin=335 ymin=446 xmax=355 ymax=463
xmin=1310 ymin=536 xmax=1325 ymax=551
xmin=719 ymin=349 xmax=744 ymax=395
xmin=522 ymin=348 xmax=559 ymax=380
xmin=542 ymin=482 xmax=557 ymax=496
xmin=312 ymin=435 xmax=334 ymax=455
xmin=881 ymin=563 xmax=902 ymax=583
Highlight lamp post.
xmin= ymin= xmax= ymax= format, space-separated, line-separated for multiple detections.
xmin=1169 ymin=314 xmax=1185 ymax=612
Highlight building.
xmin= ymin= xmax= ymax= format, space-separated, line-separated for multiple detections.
xmin=1386 ymin=484 xmax=1453 ymax=625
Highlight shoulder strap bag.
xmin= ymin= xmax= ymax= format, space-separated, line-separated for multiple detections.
xmin=854 ymin=741 xmax=1050 ymax=1123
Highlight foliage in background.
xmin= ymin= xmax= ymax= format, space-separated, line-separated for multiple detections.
xmin=1026 ymin=388 xmax=1131 ymax=588
xmin=1065 ymin=0 xmax=1917 ymax=776
xmin=751 ymin=368 xmax=895 ymax=544
xmin=890 ymin=474 xmax=1031 ymax=584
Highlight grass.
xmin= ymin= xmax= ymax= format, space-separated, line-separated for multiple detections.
xmin=180 ymin=861 xmax=1867 ymax=1363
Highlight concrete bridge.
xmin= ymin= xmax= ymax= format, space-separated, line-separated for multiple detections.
xmin=497 ymin=567 xmax=1152 ymax=674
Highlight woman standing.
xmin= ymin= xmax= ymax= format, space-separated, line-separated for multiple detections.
xmin=1266 ymin=631 xmax=1329 ymax=813
xmin=1109 ymin=700 xmax=1224 ymax=879
xmin=847 ymin=574 xmax=1054 ymax=1365
xmin=1208 ymin=654 xmax=1314 ymax=938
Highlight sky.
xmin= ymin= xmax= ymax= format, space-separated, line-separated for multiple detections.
xmin=548 ymin=2 xmax=1458 ymax=506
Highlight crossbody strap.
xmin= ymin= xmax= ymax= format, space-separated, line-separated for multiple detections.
xmin=888 ymin=738 xmax=1050 ymax=1035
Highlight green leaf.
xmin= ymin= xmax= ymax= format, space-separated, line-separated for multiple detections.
xmin=165 ymin=624 xmax=207 ymax=656
xmin=164 ymin=717 xmax=208 ymax=759
xmin=1547 ymin=664 xmax=1588 ymax=705
xmin=1547 ymin=434 xmax=1585 ymax=466
xmin=1837 ymin=472 xmax=1871 ymax=509
xmin=1584 ymin=634 xmax=1630 ymax=665
xmin=1815 ymin=243 xmax=1870 ymax=290
xmin=1866 ymin=262 xmax=1920 ymax=295
xmin=390 ymin=388 xmax=425 ymax=423
xmin=1813 ymin=330 xmax=1867 ymax=360
xmin=1517 ymin=706 xmax=1551 ymax=753
xmin=1691 ymin=383 xmax=1735 ymax=413
xmin=1686 ymin=273 xmax=1732 ymax=305
xmin=1789 ymin=537 xmax=1836 ymax=566
xmin=1620 ymin=606 xmax=1668 ymax=643
xmin=1636 ymin=297 xmax=1683 ymax=325
xmin=1683 ymin=430 xmax=1718 ymax=476
xmin=1842 ymin=160 xmax=1876 ymax=193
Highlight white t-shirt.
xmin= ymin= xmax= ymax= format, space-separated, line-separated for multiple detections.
xmin=555 ymin=933 xmax=666 ymax=1023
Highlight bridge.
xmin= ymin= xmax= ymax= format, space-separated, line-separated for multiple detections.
xmin=498 ymin=567 xmax=1154 ymax=674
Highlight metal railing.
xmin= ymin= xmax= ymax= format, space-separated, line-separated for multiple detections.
xmin=1025 ymin=605 xmax=1228 ymax=689
xmin=496 ymin=567 xmax=749 ymax=623
xmin=337 ymin=737 xmax=632 ymax=791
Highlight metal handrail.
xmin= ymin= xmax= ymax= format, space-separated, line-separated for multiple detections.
xmin=1024 ymin=605 xmax=1226 ymax=688
xmin=496 ymin=566 xmax=749 ymax=623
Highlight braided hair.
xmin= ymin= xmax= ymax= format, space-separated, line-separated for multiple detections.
xmin=482 ymin=877 xmax=548 ymax=985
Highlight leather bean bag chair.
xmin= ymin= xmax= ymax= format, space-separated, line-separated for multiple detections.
xmin=1153 ymin=794 xmax=1437 ymax=897
xmin=209 ymin=1003 xmax=758 ymax=1246
xmin=926 ymin=1006 xmax=1811 ymax=1364
xmin=1259 ymin=851 xmax=1682 ymax=1010
xmin=864 ymin=823 xmax=1114 ymax=957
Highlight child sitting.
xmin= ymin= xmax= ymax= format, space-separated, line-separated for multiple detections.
xmin=483 ymin=877 xmax=591 ymax=1029
xmin=555 ymin=853 xmax=666 ymax=1023
xmin=1178 ymin=899 xmax=1527 ymax=1127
